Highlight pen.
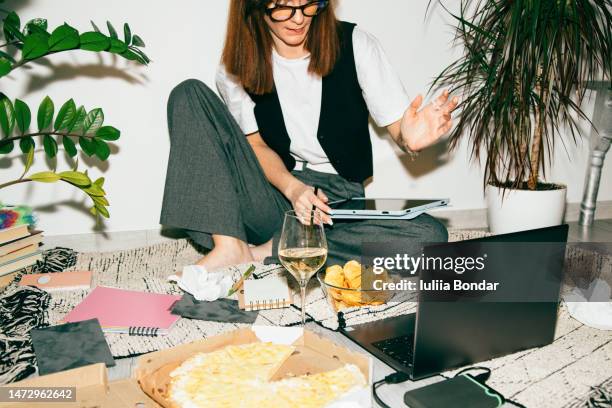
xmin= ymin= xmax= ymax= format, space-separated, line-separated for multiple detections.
xmin=227 ymin=264 xmax=256 ymax=297
xmin=311 ymin=186 xmax=319 ymax=225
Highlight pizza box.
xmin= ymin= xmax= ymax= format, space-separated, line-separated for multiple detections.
xmin=134 ymin=326 xmax=373 ymax=407
xmin=0 ymin=363 xmax=159 ymax=408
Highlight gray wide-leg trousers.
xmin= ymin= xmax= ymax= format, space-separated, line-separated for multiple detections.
xmin=160 ymin=79 xmax=448 ymax=266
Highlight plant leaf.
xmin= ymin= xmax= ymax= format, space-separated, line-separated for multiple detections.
xmin=90 ymin=20 xmax=101 ymax=33
xmin=0 ymin=139 xmax=13 ymax=154
xmin=14 ymin=99 xmax=31 ymax=134
xmin=54 ymin=98 xmax=76 ymax=131
xmin=24 ymin=18 xmax=48 ymax=36
xmin=3 ymin=12 xmax=22 ymax=42
xmin=29 ymin=171 xmax=61 ymax=183
xmin=93 ymin=138 xmax=110 ymax=161
xmin=62 ymin=136 xmax=77 ymax=157
xmin=96 ymin=126 xmax=120 ymax=141
xmin=81 ymin=108 xmax=104 ymax=135
xmin=58 ymin=170 xmax=91 ymax=186
xmin=0 ymin=94 xmax=15 ymax=137
xmin=48 ymin=23 xmax=79 ymax=52
xmin=79 ymin=136 xmax=95 ymax=156
xmin=79 ymin=31 xmax=110 ymax=52
xmin=67 ymin=105 xmax=86 ymax=133
xmin=109 ymin=38 xmax=128 ymax=54
xmin=83 ymin=183 xmax=105 ymax=196
xmin=120 ymin=49 xmax=139 ymax=61
xmin=123 ymin=23 xmax=131 ymax=45
xmin=91 ymin=194 xmax=109 ymax=206
xmin=22 ymin=33 xmax=50 ymax=60
xmin=93 ymin=177 xmax=105 ymax=187
xmin=19 ymin=136 xmax=34 ymax=154
xmin=131 ymin=34 xmax=145 ymax=47
xmin=43 ymin=134 xmax=58 ymax=158
xmin=94 ymin=203 xmax=110 ymax=218
xmin=37 ymin=96 xmax=54 ymax=131
xmin=22 ymin=145 xmax=34 ymax=175
xmin=0 ymin=57 xmax=11 ymax=77
xmin=0 ymin=50 xmax=15 ymax=63
xmin=106 ymin=21 xmax=118 ymax=39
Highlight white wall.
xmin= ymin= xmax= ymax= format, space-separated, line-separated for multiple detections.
xmin=1 ymin=0 xmax=610 ymax=236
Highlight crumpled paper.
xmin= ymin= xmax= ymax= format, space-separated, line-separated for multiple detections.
xmin=564 ymin=278 xmax=612 ymax=331
xmin=168 ymin=265 xmax=233 ymax=302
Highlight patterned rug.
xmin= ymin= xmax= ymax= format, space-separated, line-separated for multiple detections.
xmin=1 ymin=229 xmax=611 ymax=407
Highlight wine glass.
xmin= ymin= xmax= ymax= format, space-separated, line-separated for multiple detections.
xmin=278 ymin=210 xmax=328 ymax=326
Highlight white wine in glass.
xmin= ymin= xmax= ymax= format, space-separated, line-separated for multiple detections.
xmin=279 ymin=210 xmax=328 ymax=325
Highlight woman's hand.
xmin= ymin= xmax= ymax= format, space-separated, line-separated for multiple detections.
xmin=399 ymin=90 xmax=459 ymax=152
xmin=285 ymin=180 xmax=333 ymax=225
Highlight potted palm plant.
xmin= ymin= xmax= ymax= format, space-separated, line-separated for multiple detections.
xmin=432 ymin=0 xmax=611 ymax=233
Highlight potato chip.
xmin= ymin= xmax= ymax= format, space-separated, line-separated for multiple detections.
xmin=340 ymin=290 xmax=362 ymax=305
xmin=343 ymin=260 xmax=362 ymax=289
xmin=324 ymin=265 xmax=346 ymax=288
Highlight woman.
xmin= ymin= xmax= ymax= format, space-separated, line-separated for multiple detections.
xmin=160 ymin=0 xmax=457 ymax=271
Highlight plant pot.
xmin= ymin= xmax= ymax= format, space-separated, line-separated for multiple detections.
xmin=486 ymin=183 xmax=567 ymax=234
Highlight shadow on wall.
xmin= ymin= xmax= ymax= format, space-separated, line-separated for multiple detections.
xmin=23 ymin=62 xmax=149 ymax=95
xmin=2 ymin=0 xmax=33 ymax=13
xmin=368 ymin=117 xmax=451 ymax=180
xmin=34 ymin=199 xmax=108 ymax=233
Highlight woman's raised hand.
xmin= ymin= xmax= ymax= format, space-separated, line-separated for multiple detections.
xmin=400 ymin=90 xmax=459 ymax=152
xmin=286 ymin=180 xmax=333 ymax=225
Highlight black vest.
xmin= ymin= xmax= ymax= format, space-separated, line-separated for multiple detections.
xmin=248 ymin=22 xmax=372 ymax=183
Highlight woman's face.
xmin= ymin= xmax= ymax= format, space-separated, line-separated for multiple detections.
xmin=264 ymin=0 xmax=314 ymax=48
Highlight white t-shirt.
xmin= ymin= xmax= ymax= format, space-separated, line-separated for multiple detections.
xmin=216 ymin=25 xmax=410 ymax=174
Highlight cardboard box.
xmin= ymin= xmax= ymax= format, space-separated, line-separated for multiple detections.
xmin=135 ymin=326 xmax=373 ymax=408
xmin=0 ymin=363 xmax=159 ymax=408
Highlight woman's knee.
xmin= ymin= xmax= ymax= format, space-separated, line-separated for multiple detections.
xmin=169 ymin=78 xmax=215 ymax=104
xmin=416 ymin=213 xmax=448 ymax=243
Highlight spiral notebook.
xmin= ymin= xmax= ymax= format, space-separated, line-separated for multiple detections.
xmin=63 ymin=286 xmax=181 ymax=336
xmin=238 ymin=276 xmax=293 ymax=311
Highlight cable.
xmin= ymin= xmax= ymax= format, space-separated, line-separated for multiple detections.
xmin=372 ymin=371 xmax=411 ymax=408
xmin=453 ymin=366 xmax=492 ymax=384
xmin=505 ymin=398 xmax=528 ymax=408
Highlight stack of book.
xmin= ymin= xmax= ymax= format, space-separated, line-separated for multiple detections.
xmin=0 ymin=224 xmax=43 ymax=286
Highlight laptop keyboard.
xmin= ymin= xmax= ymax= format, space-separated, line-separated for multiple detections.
xmin=372 ymin=335 xmax=415 ymax=368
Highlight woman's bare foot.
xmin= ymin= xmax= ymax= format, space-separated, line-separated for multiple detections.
xmin=195 ymin=235 xmax=254 ymax=271
xmin=251 ymin=239 xmax=273 ymax=262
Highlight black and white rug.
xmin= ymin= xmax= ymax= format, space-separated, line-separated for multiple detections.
xmin=1 ymin=230 xmax=611 ymax=407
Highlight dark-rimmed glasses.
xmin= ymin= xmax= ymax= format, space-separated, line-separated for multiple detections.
xmin=265 ymin=1 xmax=329 ymax=22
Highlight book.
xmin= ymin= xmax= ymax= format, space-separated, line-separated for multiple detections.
xmin=0 ymin=224 xmax=30 ymax=245
xmin=0 ymin=243 xmax=39 ymax=264
xmin=63 ymin=286 xmax=182 ymax=336
xmin=0 ymin=251 xmax=43 ymax=276
xmin=0 ymin=271 xmax=19 ymax=289
xmin=0 ymin=230 xmax=43 ymax=257
xmin=19 ymin=270 xmax=92 ymax=292
xmin=238 ymin=276 xmax=293 ymax=311
xmin=30 ymin=319 xmax=115 ymax=375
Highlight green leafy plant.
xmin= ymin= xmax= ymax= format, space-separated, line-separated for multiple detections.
xmin=431 ymin=0 xmax=611 ymax=191
xmin=0 ymin=5 xmax=149 ymax=218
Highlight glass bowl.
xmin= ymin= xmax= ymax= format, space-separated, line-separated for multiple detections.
xmin=316 ymin=269 xmax=397 ymax=312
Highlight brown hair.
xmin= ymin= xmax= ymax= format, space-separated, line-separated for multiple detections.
xmin=221 ymin=0 xmax=340 ymax=95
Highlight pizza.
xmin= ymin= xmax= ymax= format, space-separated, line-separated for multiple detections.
xmin=168 ymin=342 xmax=366 ymax=408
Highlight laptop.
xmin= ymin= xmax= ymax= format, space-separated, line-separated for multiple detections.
xmin=341 ymin=224 xmax=569 ymax=380
xmin=328 ymin=198 xmax=449 ymax=220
